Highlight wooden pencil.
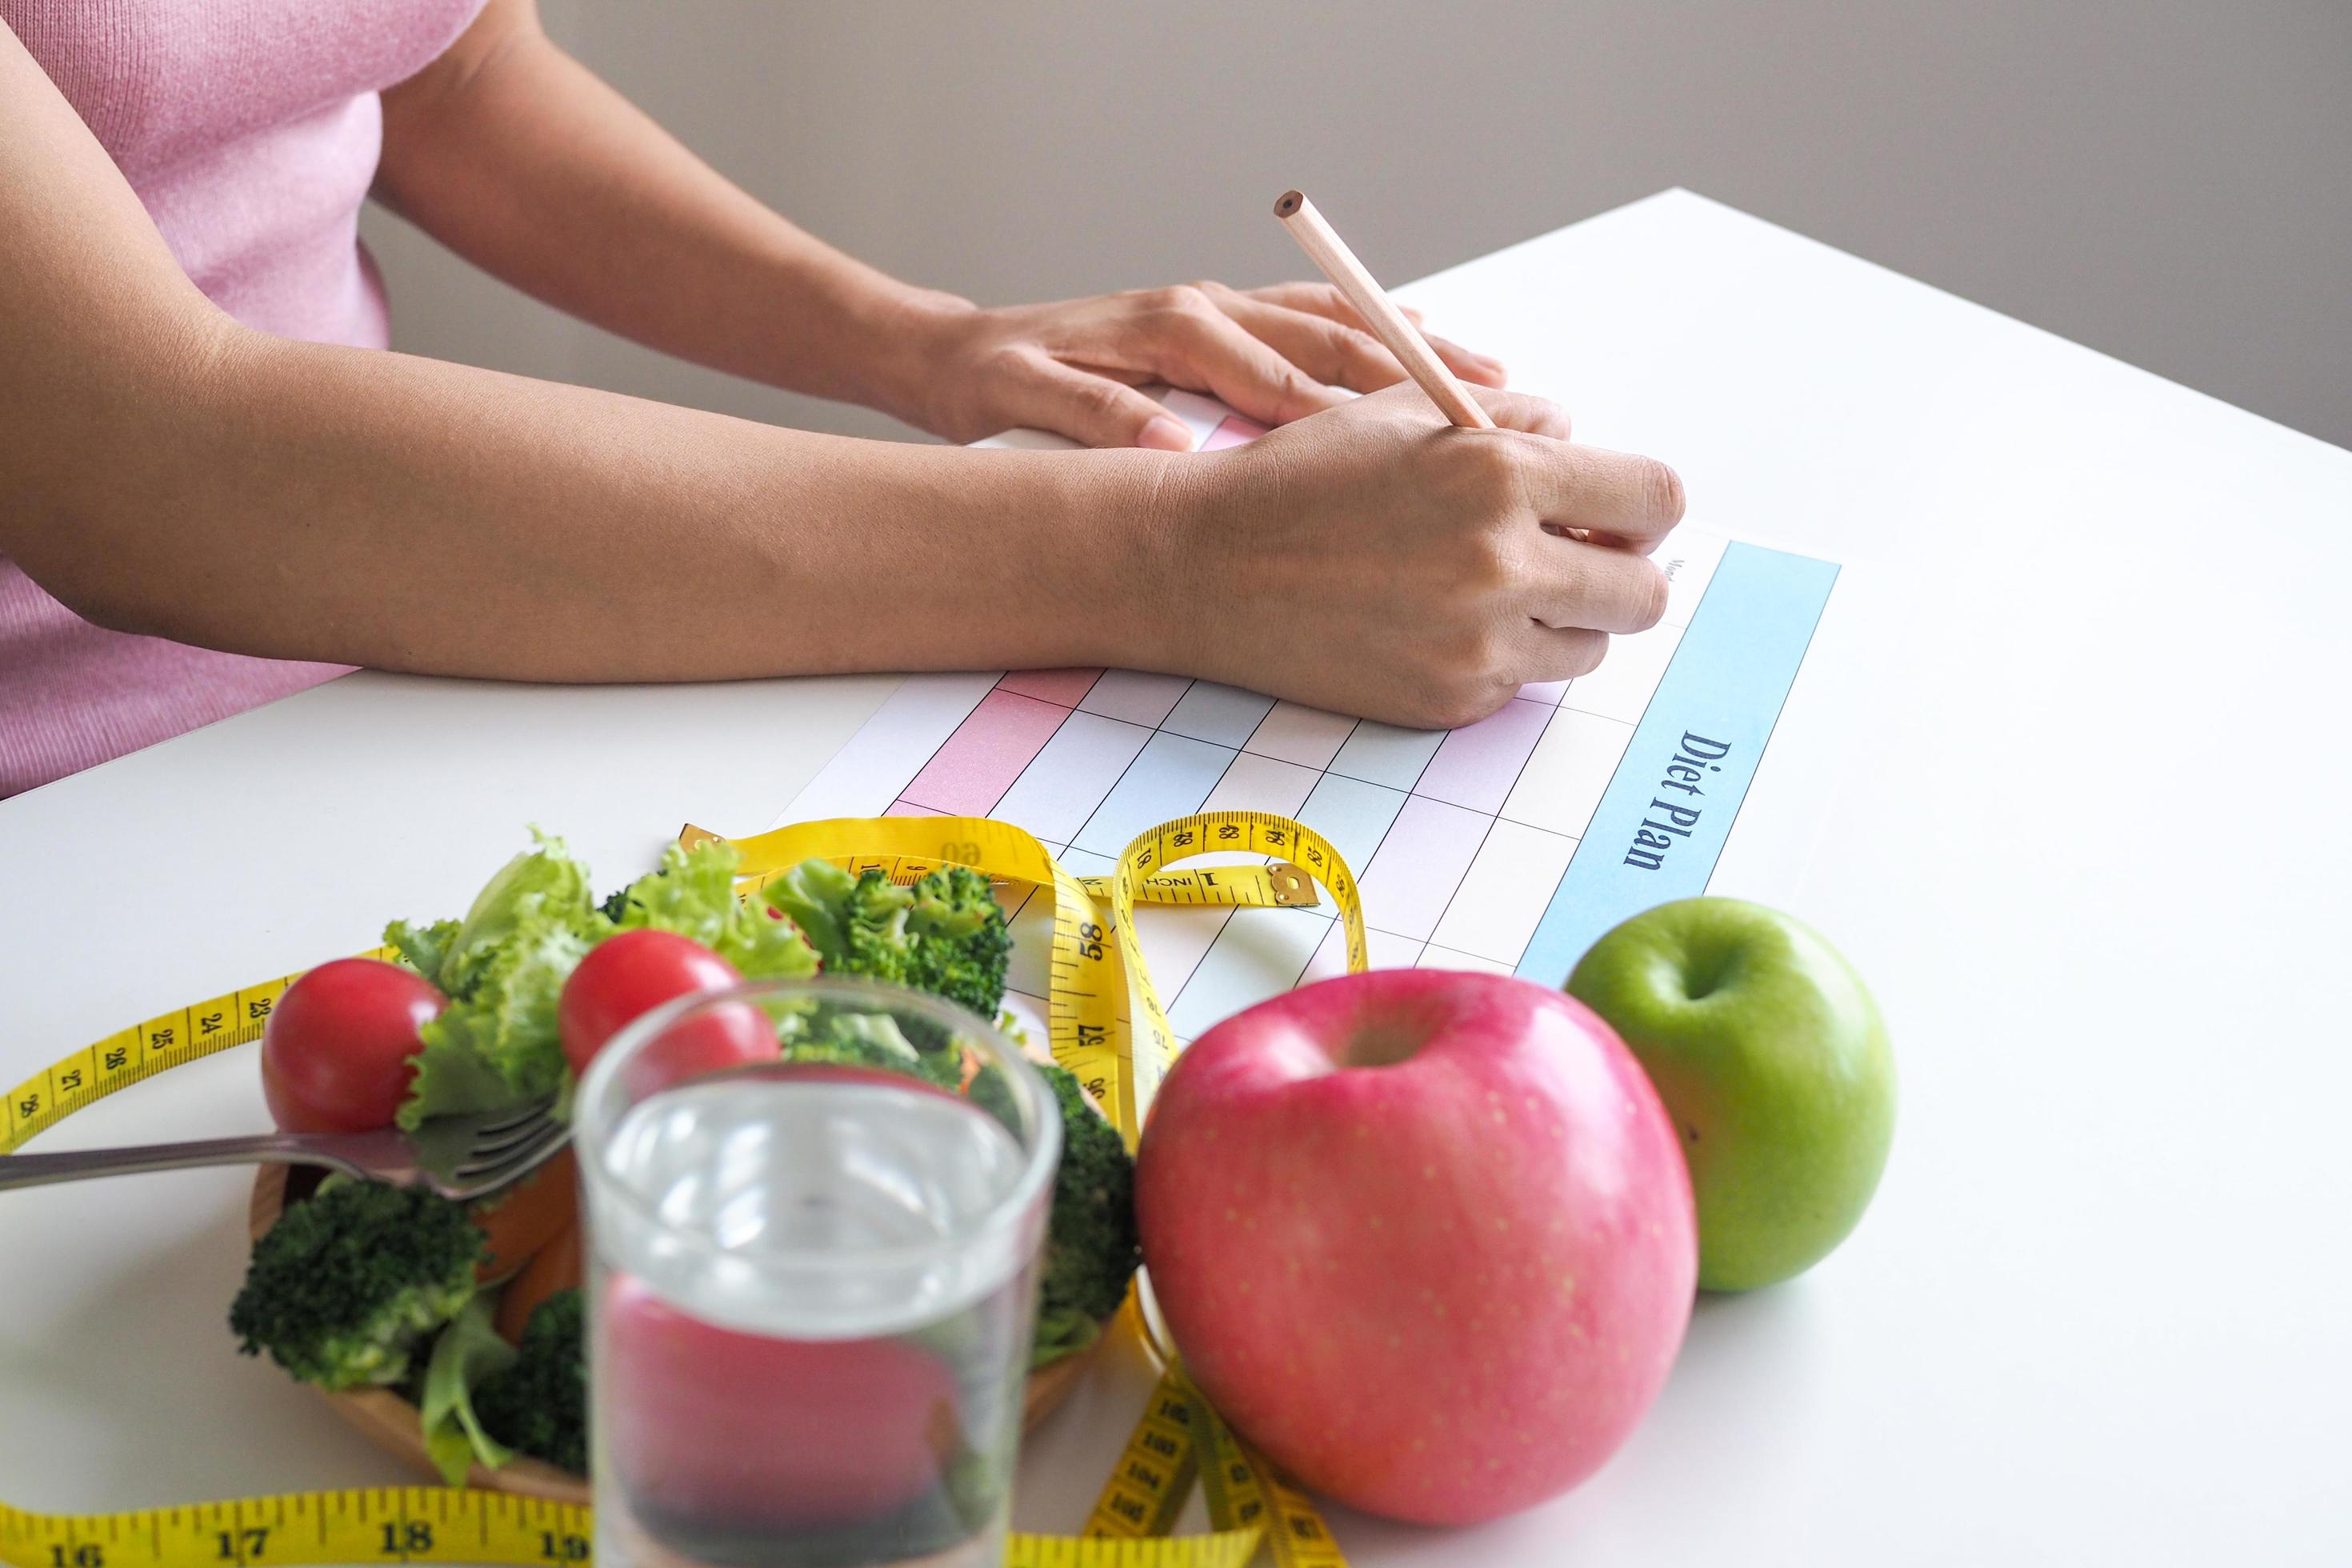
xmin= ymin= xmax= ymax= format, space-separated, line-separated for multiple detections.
xmin=1274 ymin=189 xmax=1494 ymax=430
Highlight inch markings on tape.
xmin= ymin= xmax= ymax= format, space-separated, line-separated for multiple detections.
xmin=2 ymin=948 xmax=396 ymax=1159
xmin=1006 ymin=1530 xmax=1262 ymax=1568
xmin=1196 ymin=1402 xmax=1344 ymax=1568
xmin=0 ymin=1491 xmax=1264 ymax=1568
xmin=1 ymin=814 xmax=1363 ymax=1568
xmin=1109 ymin=810 xmax=1367 ymax=1129
xmin=1086 ymin=1369 xmax=1205 ymax=1539
xmin=1085 ymin=1366 xmax=1343 ymax=1568
xmin=0 ymin=1490 xmax=593 ymax=1568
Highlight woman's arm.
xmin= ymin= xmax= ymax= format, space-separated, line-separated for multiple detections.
xmin=374 ymin=0 xmax=1507 ymax=448
xmin=0 ymin=25 xmax=1162 ymax=683
xmin=1 ymin=22 xmax=1679 ymax=727
xmin=373 ymin=0 xmax=938 ymax=426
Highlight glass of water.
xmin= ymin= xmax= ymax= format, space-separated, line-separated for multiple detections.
xmin=573 ymin=976 xmax=1062 ymax=1568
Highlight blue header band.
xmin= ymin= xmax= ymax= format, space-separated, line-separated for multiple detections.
xmin=1514 ymin=542 xmax=1838 ymax=985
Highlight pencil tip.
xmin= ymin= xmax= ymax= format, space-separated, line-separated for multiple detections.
xmin=1274 ymin=190 xmax=1304 ymax=218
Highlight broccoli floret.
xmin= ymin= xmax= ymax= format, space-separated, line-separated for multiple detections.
xmin=900 ymin=866 xmax=1013 ymax=1020
xmin=767 ymin=862 xmax=1010 ymax=1018
xmin=476 ymin=1289 xmax=587 ymax=1476
xmin=765 ymin=860 xmax=1011 ymax=1080
xmin=765 ymin=862 xmax=1131 ymax=1366
xmin=763 ymin=860 xmax=910 ymax=979
xmin=1031 ymin=1062 xmax=1140 ymax=1367
xmin=773 ymin=1044 xmax=1134 ymax=1366
xmin=230 ymin=1181 xmax=482 ymax=1390
xmin=779 ymin=1008 xmax=963 ymax=1091
xmin=965 ymin=1059 xmax=1022 ymax=1130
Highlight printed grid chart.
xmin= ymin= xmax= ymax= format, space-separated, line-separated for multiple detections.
xmin=779 ymin=395 xmax=1834 ymax=1043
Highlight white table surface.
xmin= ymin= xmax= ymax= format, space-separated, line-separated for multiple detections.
xmin=3 ymin=189 xmax=2346 ymax=1565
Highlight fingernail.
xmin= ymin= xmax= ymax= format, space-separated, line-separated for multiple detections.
xmin=1139 ymin=415 xmax=1194 ymax=451
xmin=1473 ymin=354 xmax=1507 ymax=379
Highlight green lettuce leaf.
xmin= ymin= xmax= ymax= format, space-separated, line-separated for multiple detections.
xmin=607 ymin=840 xmax=818 ymax=981
xmin=390 ymin=832 xmax=820 ymax=1134
xmin=419 ymin=1296 xmax=518 ymax=1486
xmin=392 ymin=832 xmax=609 ymax=1130
xmin=385 ymin=919 xmax=461 ymax=986
xmin=439 ymin=831 xmax=600 ymax=998
xmin=401 ymin=1020 xmax=524 ymax=1128
xmin=398 ymin=908 xmax=598 ymax=1130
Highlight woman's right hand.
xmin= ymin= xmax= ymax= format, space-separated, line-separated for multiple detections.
xmin=1144 ymin=384 xmax=1685 ymax=730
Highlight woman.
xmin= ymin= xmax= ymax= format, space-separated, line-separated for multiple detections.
xmin=0 ymin=0 xmax=1682 ymax=798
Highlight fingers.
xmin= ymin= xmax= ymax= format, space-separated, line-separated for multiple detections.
xmin=1499 ymin=432 xmax=1684 ymax=548
xmin=1239 ymin=279 xmax=1377 ymax=323
xmin=1427 ymin=331 xmax=1507 ymax=387
xmin=1526 ymin=542 xmax=1670 ymax=636
xmin=1465 ymin=384 xmax=1573 ymax=442
xmin=1447 ymin=386 xmax=1674 ymax=552
xmin=1214 ymin=298 xmax=1406 ymax=394
xmin=1242 ymin=280 xmax=1507 ymax=386
xmin=1137 ymin=287 xmax=1350 ymax=427
xmin=1002 ymin=351 xmax=1199 ymax=450
xmin=1520 ymin=626 xmax=1612 ymax=685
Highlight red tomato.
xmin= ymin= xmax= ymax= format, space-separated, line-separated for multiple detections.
xmin=601 ymin=1275 xmax=962 ymax=1529
xmin=557 ymin=930 xmax=774 ymax=1090
xmin=260 ymin=958 xmax=446 ymax=1134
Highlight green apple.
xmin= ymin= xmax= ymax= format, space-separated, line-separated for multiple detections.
xmin=1566 ymin=898 xmax=1894 ymax=1292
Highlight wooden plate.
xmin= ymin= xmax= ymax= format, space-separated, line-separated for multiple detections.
xmin=248 ymin=1167 xmax=1097 ymax=1503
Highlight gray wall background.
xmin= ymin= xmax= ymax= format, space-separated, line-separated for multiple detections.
xmin=359 ymin=1 xmax=2351 ymax=450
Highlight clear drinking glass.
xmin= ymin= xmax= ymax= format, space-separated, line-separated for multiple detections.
xmin=573 ymin=976 xmax=1062 ymax=1568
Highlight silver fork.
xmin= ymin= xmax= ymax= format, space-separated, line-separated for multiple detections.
xmin=0 ymin=1100 xmax=567 ymax=1199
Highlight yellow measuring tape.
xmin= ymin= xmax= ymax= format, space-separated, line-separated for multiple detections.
xmin=2 ymin=952 xmax=398 ymax=1157
xmin=1 ymin=811 xmax=1366 ymax=1568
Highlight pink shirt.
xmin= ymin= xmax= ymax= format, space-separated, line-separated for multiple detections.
xmin=0 ymin=0 xmax=486 ymax=796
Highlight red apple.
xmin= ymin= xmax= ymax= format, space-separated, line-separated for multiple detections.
xmin=1136 ymin=968 xmax=1696 ymax=1525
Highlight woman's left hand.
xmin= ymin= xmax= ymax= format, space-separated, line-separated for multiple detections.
xmin=890 ymin=282 xmax=1509 ymax=448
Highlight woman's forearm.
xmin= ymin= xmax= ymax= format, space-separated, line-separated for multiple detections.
xmin=2 ymin=12 xmax=1682 ymax=736
xmin=370 ymin=0 xmax=1518 ymax=452
xmin=18 ymin=318 xmax=1178 ymax=682
xmin=375 ymin=8 xmax=954 ymax=426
